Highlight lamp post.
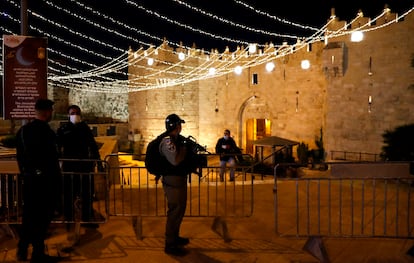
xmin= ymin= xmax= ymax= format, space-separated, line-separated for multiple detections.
xmin=21 ymin=0 xmax=28 ymax=35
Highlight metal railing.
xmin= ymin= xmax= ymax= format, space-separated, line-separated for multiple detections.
xmin=105 ymin=153 xmax=256 ymax=239
xmin=273 ymin=161 xmax=414 ymax=262
xmin=107 ymin=166 xmax=255 ymax=218
xmin=0 ymin=159 xmax=109 ymax=244
xmin=330 ymin=150 xmax=381 ymax=162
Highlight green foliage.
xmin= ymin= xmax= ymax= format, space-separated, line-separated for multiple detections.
xmin=381 ymin=124 xmax=414 ymax=161
xmin=0 ymin=134 xmax=17 ymax=148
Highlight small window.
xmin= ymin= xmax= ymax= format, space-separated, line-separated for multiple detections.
xmin=252 ymin=73 xmax=258 ymax=85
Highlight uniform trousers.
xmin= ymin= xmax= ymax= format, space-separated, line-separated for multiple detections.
xmin=18 ymin=174 xmax=54 ymax=257
xmin=162 ymin=175 xmax=187 ymax=245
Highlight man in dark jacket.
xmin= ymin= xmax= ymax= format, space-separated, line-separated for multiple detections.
xmin=57 ymin=105 xmax=102 ymax=227
xmin=16 ymin=98 xmax=61 ymax=262
xmin=215 ymin=129 xmax=239 ymax=182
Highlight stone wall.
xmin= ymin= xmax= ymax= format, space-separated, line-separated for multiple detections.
xmin=128 ymin=45 xmax=201 ymax=147
xmin=50 ymin=86 xmax=128 ymax=122
xmin=129 ymin=12 xmax=414 ymax=159
xmin=325 ymin=12 xmax=414 ymax=156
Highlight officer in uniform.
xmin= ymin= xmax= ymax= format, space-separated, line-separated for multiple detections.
xmin=159 ymin=113 xmax=191 ymax=256
xmin=57 ymin=105 xmax=102 ymax=227
xmin=16 ymin=99 xmax=61 ymax=263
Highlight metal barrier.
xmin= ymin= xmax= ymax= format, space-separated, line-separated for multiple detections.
xmin=105 ymin=153 xmax=255 ymax=240
xmin=330 ymin=150 xmax=381 ymax=162
xmin=0 ymin=159 xmax=109 ymax=244
xmin=273 ymin=162 xmax=414 ymax=262
xmin=1 ymin=153 xmax=256 ymax=242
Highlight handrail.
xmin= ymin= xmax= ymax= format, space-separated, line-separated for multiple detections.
xmin=330 ymin=150 xmax=381 ymax=162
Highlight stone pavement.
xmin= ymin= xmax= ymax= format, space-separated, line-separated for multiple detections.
xmin=1 ymin=181 xmax=413 ymax=263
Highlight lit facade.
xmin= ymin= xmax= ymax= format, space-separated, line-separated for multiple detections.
xmin=127 ymin=11 xmax=414 ymax=160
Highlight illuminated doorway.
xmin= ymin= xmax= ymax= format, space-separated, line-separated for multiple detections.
xmin=245 ymin=118 xmax=271 ymax=154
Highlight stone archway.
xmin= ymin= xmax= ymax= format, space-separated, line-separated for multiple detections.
xmin=237 ymin=96 xmax=272 ymax=154
xmin=237 ymin=95 xmax=257 ymax=148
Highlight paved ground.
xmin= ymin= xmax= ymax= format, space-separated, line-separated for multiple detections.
xmin=1 ymin=180 xmax=413 ymax=263
xmin=1 ymin=150 xmax=413 ymax=262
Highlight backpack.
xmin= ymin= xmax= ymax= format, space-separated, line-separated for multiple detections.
xmin=145 ymin=133 xmax=207 ymax=178
xmin=145 ymin=132 xmax=170 ymax=176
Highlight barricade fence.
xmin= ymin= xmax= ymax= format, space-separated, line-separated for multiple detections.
xmin=0 ymin=154 xmax=256 ymax=242
xmin=106 ymin=154 xmax=254 ymax=218
xmin=274 ymin=161 xmax=413 ymax=238
xmin=2 ymin=155 xmax=413 ymax=259
xmin=273 ymin=161 xmax=414 ymax=261
xmin=0 ymin=173 xmax=21 ymax=223
xmin=105 ymin=153 xmax=255 ymax=240
xmin=0 ymin=159 xmax=109 ymax=226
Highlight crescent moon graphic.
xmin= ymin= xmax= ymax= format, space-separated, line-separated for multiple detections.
xmin=16 ymin=47 xmax=35 ymax=66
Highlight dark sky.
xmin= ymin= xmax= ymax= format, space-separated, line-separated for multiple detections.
xmin=2 ymin=0 xmax=413 ymax=74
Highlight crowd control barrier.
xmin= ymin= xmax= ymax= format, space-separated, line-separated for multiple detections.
xmin=105 ymin=153 xmax=255 ymax=241
xmin=273 ymin=161 xmax=414 ymax=262
xmin=0 ymin=159 xmax=109 ymax=245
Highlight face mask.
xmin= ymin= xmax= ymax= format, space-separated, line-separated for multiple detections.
xmin=69 ymin=115 xmax=81 ymax=124
xmin=223 ymin=135 xmax=229 ymax=140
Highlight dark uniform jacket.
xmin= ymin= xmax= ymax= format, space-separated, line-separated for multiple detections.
xmin=16 ymin=119 xmax=60 ymax=177
xmin=57 ymin=121 xmax=101 ymax=172
xmin=16 ymin=119 xmax=61 ymax=214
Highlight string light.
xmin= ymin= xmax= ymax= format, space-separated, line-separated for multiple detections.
xmin=124 ymin=0 xmax=252 ymax=47
xmin=171 ymin=0 xmax=306 ymax=40
xmin=301 ymin=60 xmax=310 ymax=69
xmin=234 ymin=65 xmax=243 ymax=75
xmin=178 ymin=52 xmax=186 ymax=61
xmin=233 ymin=0 xmax=320 ymax=31
xmin=265 ymin=62 xmax=275 ymax=72
xmin=351 ymin=31 xmax=364 ymax=42
xmin=1 ymin=0 xmax=413 ymax=93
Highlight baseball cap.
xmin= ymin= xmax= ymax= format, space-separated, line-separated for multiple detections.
xmin=165 ymin=113 xmax=185 ymax=131
xmin=35 ymin=98 xmax=54 ymax=110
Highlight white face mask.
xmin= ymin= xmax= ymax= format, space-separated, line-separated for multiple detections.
xmin=223 ymin=135 xmax=229 ymax=140
xmin=69 ymin=115 xmax=81 ymax=124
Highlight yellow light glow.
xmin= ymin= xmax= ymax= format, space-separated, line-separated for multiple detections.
xmin=351 ymin=31 xmax=364 ymax=42
xmin=301 ymin=60 xmax=310 ymax=69
xmin=234 ymin=65 xmax=243 ymax=75
xmin=248 ymin=44 xmax=257 ymax=54
xmin=265 ymin=62 xmax=275 ymax=72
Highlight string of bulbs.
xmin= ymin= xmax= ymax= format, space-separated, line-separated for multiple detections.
xmin=1 ymin=0 xmax=413 ymax=93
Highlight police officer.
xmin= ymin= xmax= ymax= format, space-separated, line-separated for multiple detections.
xmin=16 ymin=99 xmax=61 ymax=262
xmin=160 ymin=113 xmax=192 ymax=256
xmin=57 ymin=105 xmax=102 ymax=228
